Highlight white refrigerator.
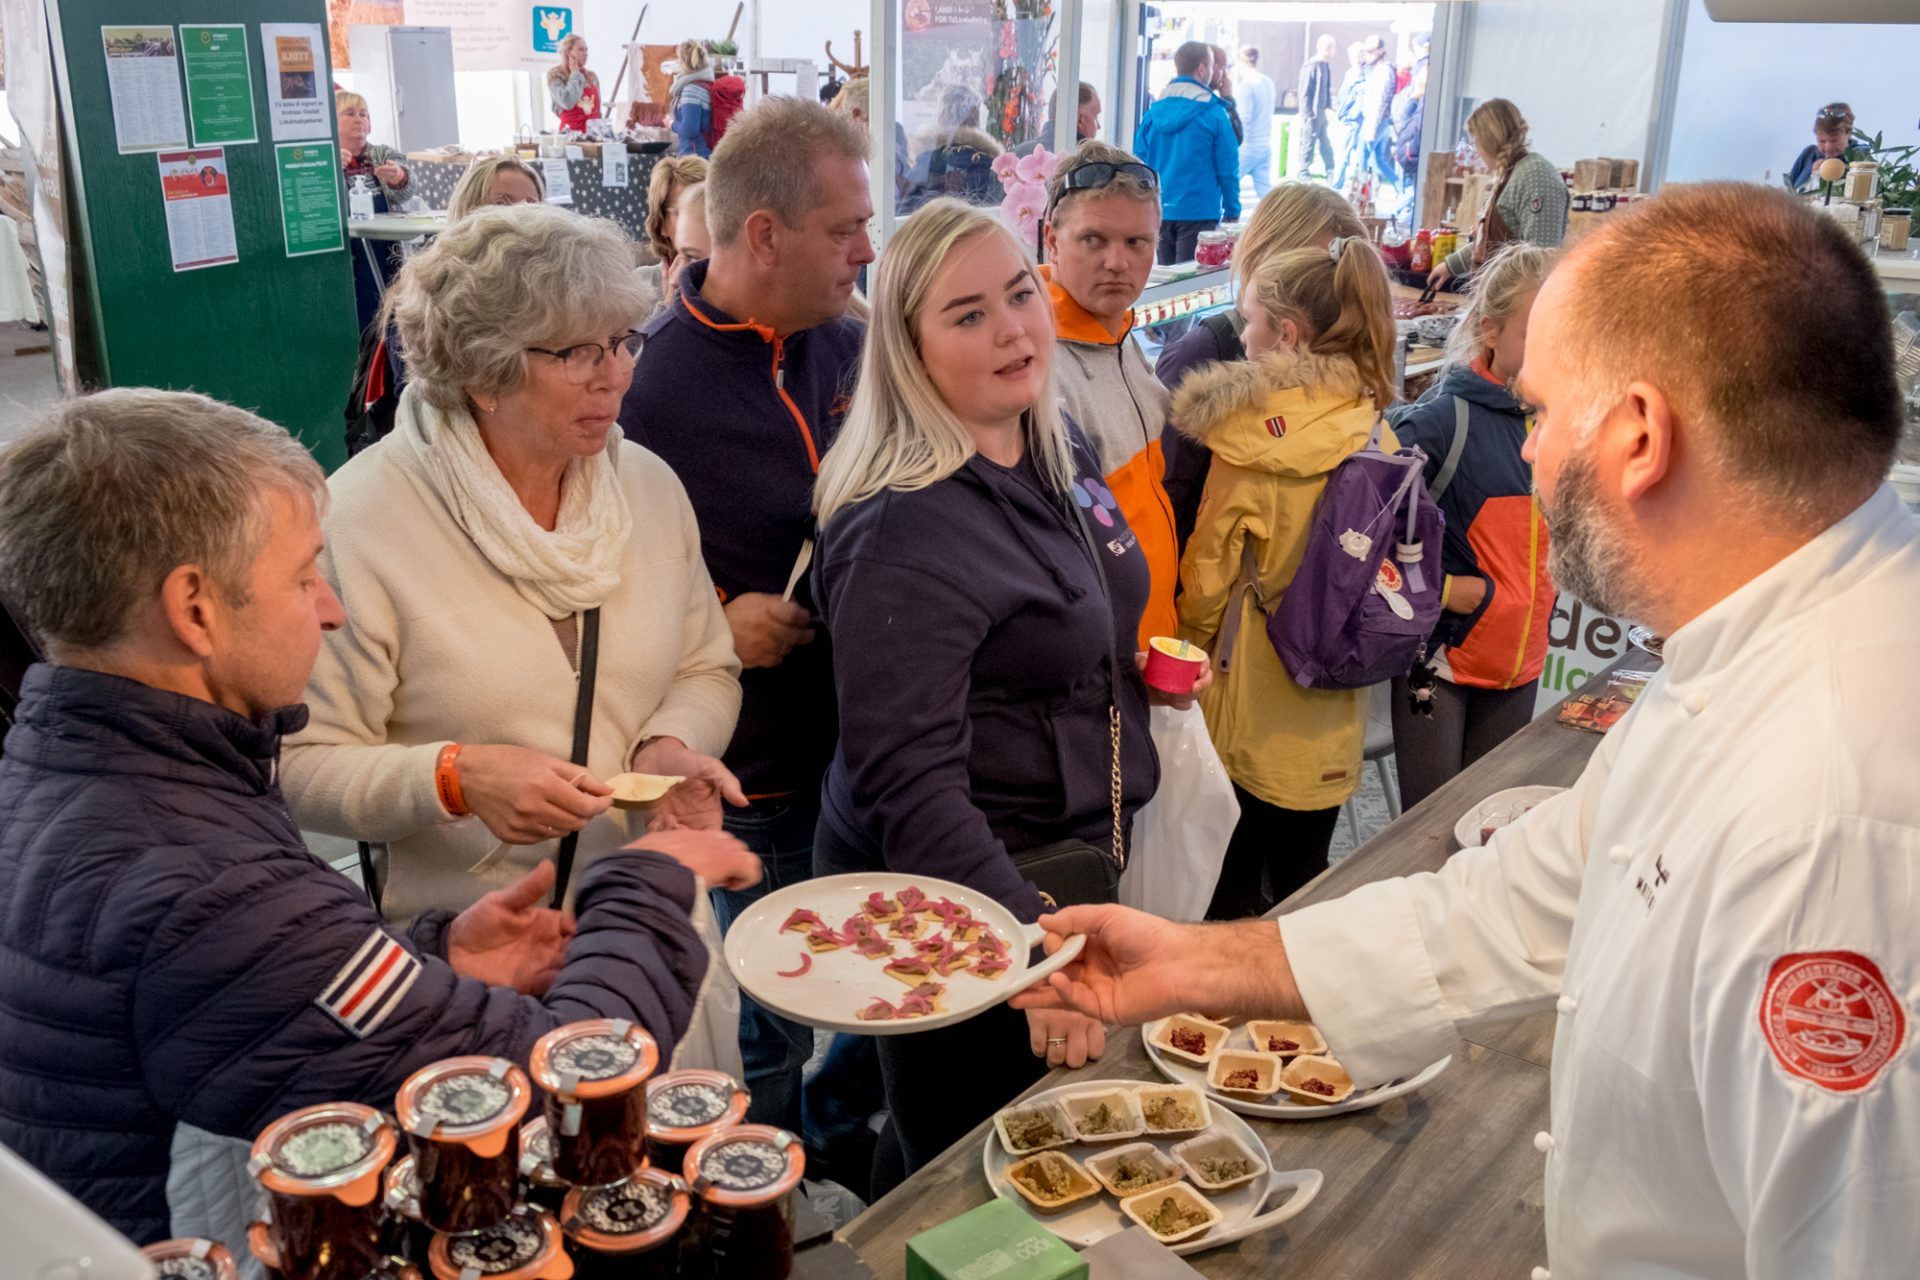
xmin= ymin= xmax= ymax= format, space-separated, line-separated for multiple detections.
xmin=347 ymin=25 xmax=459 ymax=154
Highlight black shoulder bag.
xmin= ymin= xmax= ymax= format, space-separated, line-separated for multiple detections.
xmin=1006 ymin=502 xmax=1128 ymax=909
xmin=550 ymin=607 xmax=602 ymax=907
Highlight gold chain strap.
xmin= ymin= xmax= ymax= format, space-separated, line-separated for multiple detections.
xmin=1107 ymin=704 xmax=1124 ymax=870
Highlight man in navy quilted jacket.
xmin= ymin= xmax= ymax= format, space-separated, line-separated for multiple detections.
xmin=0 ymin=389 xmax=759 ymax=1245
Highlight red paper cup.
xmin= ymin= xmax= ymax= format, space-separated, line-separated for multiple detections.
xmin=1143 ymin=636 xmax=1208 ymax=695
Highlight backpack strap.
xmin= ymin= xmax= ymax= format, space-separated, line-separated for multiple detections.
xmin=1201 ymin=310 xmax=1245 ymax=363
xmin=1215 ymin=538 xmax=1265 ymax=674
xmin=1428 ymin=395 xmax=1471 ymax=502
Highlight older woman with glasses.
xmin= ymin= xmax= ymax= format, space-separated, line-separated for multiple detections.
xmin=284 ymin=205 xmax=753 ymax=1069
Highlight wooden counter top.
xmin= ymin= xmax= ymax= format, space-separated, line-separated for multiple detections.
xmin=839 ymin=662 xmax=1650 ymax=1277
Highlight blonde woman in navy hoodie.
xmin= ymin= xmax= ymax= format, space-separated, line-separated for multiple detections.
xmin=812 ymin=199 xmax=1161 ymax=1193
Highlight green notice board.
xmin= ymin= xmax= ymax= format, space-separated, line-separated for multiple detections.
xmin=51 ymin=0 xmax=358 ymax=470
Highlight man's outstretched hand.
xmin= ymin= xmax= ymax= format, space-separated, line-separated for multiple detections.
xmin=447 ymin=860 xmax=576 ymax=996
xmin=1009 ymin=905 xmax=1306 ymax=1027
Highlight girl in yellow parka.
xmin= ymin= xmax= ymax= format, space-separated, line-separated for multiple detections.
xmin=1171 ymin=237 xmax=1399 ymax=919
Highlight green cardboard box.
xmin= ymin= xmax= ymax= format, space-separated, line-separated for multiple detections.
xmin=906 ymin=1198 xmax=1089 ymax=1280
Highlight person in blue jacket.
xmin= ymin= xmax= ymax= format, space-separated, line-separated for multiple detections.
xmin=810 ymin=199 xmax=1164 ymax=1195
xmin=0 ymin=389 xmax=758 ymax=1247
xmin=1135 ymin=41 xmax=1241 ymax=264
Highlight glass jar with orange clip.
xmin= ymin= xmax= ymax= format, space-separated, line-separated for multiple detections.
xmin=528 ymin=1018 xmax=660 ymax=1187
xmin=395 ymin=1056 xmax=532 ymax=1235
xmin=247 ymin=1101 xmax=396 ymax=1280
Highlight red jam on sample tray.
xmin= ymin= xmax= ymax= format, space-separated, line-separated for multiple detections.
xmin=561 ymin=1166 xmax=690 ymax=1280
xmin=682 ymin=1124 xmax=806 ymax=1280
xmin=248 ymin=1101 xmax=397 ymax=1280
xmin=425 ymin=1204 xmax=571 ymax=1280
xmin=395 ymin=1056 xmax=532 ymax=1235
xmin=140 ymin=1238 xmax=240 ymax=1280
xmin=528 ymin=1018 xmax=660 ymax=1187
xmin=642 ymin=1070 xmax=750 ymax=1171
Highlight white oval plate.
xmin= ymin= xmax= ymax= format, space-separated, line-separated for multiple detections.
xmin=981 ymin=1081 xmax=1323 ymax=1255
xmin=723 ymin=872 xmax=1084 ymax=1037
xmin=1452 ymin=785 xmax=1568 ymax=850
xmin=1142 ymin=1021 xmax=1451 ymax=1120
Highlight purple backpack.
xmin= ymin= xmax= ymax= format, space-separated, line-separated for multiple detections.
xmin=1225 ymin=422 xmax=1445 ymax=690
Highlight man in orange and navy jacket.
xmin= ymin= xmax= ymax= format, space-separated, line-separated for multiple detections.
xmin=1041 ymin=141 xmax=1182 ymax=649
xmin=617 ymin=98 xmax=879 ymax=1188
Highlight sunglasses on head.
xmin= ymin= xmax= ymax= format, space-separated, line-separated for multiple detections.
xmin=1047 ymin=161 xmax=1160 ymax=215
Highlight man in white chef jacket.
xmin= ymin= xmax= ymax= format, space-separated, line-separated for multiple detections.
xmin=1014 ymin=182 xmax=1920 ymax=1279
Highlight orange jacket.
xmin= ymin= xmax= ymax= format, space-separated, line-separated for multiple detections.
xmin=1044 ymin=267 xmax=1181 ymax=649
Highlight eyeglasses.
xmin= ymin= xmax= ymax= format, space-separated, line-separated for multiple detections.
xmin=1047 ymin=161 xmax=1160 ymax=215
xmin=527 ymin=331 xmax=643 ymax=383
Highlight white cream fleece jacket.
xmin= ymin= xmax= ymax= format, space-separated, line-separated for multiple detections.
xmin=282 ymin=433 xmax=743 ymax=925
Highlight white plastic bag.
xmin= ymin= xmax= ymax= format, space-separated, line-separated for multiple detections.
xmin=1120 ymin=704 xmax=1239 ymax=920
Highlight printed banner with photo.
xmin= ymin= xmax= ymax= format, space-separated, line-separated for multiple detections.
xmin=259 ymin=21 xmax=330 ymax=143
xmin=156 ymin=147 xmax=237 ymax=271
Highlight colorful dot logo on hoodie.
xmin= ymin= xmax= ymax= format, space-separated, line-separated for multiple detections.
xmin=1073 ymin=477 xmax=1119 ymax=528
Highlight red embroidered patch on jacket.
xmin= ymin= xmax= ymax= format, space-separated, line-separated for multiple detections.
xmin=1264 ymin=415 xmax=1287 ymax=438
xmin=1759 ymin=951 xmax=1906 ymax=1092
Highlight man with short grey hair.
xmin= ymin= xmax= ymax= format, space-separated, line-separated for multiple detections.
xmin=618 ymin=95 xmax=882 ymax=1185
xmin=0 ymin=389 xmax=747 ymax=1246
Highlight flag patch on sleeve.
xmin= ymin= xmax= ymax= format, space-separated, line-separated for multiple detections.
xmin=316 ymin=928 xmax=422 ymax=1038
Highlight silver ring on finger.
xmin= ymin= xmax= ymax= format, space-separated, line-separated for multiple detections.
xmin=1047 ymin=1037 xmax=1067 ymax=1046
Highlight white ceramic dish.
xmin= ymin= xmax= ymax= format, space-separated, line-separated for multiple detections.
xmin=1082 ymin=1142 xmax=1183 ymax=1198
xmin=1143 ymin=1020 xmax=1452 ymax=1120
xmin=1135 ymin=1083 xmax=1211 ymax=1138
xmin=1452 ymin=785 xmax=1568 ymax=850
xmin=982 ymin=1082 xmax=1322 ymax=1256
xmin=723 ymin=873 xmax=1084 ymax=1037
xmin=1059 ymin=1087 xmax=1146 ymax=1143
xmin=992 ymin=1097 xmax=1077 ymax=1159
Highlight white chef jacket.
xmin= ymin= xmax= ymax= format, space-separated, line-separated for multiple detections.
xmin=1281 ymin=484 xmax=1920 ymax=1279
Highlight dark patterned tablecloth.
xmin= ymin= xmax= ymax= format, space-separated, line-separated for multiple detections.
xmin=403 ymin=151 xmax=663 ymax=241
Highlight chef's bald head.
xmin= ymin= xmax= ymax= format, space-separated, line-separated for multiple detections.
xmin=1545 ymin=183 xmax=1901 ymax=525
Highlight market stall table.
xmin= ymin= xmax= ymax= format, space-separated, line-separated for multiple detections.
xmin=837 ymin=660 xmax=1654 ymax=1277
xmin=401 ymin=151 xmax=662 ymax=241
xmin=346 ymin=211 xmax=447 ymax=241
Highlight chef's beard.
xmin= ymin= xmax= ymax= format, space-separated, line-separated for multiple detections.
xmin=1542 ymin=451 xmax=1649 ymax=622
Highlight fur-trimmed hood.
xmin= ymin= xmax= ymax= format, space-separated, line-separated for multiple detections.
xmin=1169 ymin=349 xmax=1379 ymax=479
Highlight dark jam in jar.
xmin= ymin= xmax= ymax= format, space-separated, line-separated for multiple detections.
xmin=642 ymin=1070 xmax=749 ymax=1173
xmin=249 ymin=1102 xmax=397 ymax=1280
xmin=395 ymin=1057 xmax=532 ymax=1236
xmin=140 ymin=1239 xmax=239 ymax=1280
xmin=516 ymin=1117 xmax=568 ymax=1214
xmin=561 ymin=1167 xmax=689 ymax=1280
xmin=682 ymin=1125 xmax=805 ymax=1280
xmin=426 ymin=1205 xmax=570 ymax=1280
xmin=529 ymin=1018 xmax=660 ymax=1187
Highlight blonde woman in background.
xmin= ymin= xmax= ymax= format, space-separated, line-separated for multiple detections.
xmin=446 ymin=154 xmax=546 ymax=221
xmin=1428 ymin=98 xmax=1567 ymax=290
xmin=811 ymin=199 xmax=1159 ymax=1193
xmin=336 ymin=90 xmax=411 ymax=207
xmin=636 ymin=155 xmax=707 ymax=319
xmin=663 ymin=181 xmax=711 ymax=303
xmin=1156 ymin=181 xmax=1369 ymax=548
xmin=1171 ymin=236 xmax=1399 ymax=919
xmin=1388 ymin=243 xmax=1558 ymax=807
xmin=547 ymin=33 xmax=602 ymax=133
xmin=670 ymin=40 xmax=715 ymax=157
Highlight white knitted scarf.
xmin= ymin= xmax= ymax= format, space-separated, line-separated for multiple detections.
xmin=398 ymin=386 xmax=633 ymax=618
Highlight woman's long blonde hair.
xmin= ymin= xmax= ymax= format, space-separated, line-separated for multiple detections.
xmin=1443 ymin=241 xmax=1556 ymax=370
xmin=815 ymin=199 xmax=1071 ymax=527
xmin=1466 ymin=98 xmax=1530 ymax=177
xmin=547 ymin=34 xmax=589 ymax=85
xmin=1242 ymin=239 xmax=1397 ymax=407
xmin=448 ymin=154 xmax=547 ymax=222
xmin=1234 ymin=182 xmax=1367 ymax=291
xmin=676 ymin=39 xmax=711 ymax=73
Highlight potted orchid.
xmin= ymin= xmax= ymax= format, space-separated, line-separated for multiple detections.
xmin=994 ymin=145 xmax=1062 ymax=245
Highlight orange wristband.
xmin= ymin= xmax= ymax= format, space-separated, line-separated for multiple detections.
xmin=434 ymin=743 xmax=470 ymax=817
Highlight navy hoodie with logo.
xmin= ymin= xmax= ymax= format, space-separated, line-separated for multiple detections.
xmin=620 ymin=259 xmax=863 ymax=798
xmin=815 ymin=425 xmax=1160 ymax=923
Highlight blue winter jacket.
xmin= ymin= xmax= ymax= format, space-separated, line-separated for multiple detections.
xmin=1134 ymin=79 xmax=1242 ymax=223
xmin=0 ymin=665 xmax=709 ymax=1244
